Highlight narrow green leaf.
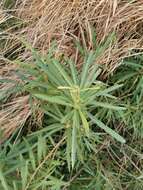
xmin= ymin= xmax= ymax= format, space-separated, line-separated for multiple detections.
xmin=0 ymin=78 xmax=18 ymax=84
xmin=85 ymin=67 xmax=102 ymax=87
xmin=52 ymin=104 xmax=64 ymax=118
xmin=75 ymin=40 xmax=85 ymax=56
xmin=29 ymin=149 xmax=36 ymax=170
xmin=118 ymin=72 xmax=137 ymax=82
xmin=68 ymin=59 xmax=78 ymax=85
xmin=52 ymin=60 xmax=73 ymax=86
xmin=33 ymin=93 xmax=72 ymax=107
xmin=37 ymin=135 xmax=44 ymax=162
xmin=24 ymin=80 xmax=49 ymax=90
xmin=71 ymin=110 xmax=77 ymax=169
xmin=79 ymin=110 xmax=89 ymax=136
xmin=61 ymin=111 xmax=73 ymax=124
xmin=14 ymin=60 xmax=39 ymax=76
xmin=80 ymin=51 xmax=94 ymax=88
xmin=122 ymin=61 xmax=143 ymax=69
xmin=29 ymin=124 xmax=64 ymax=137
xmin=95 ymin=32 xmax=115 ymax=58
xmin=13 ymin=181 xmax=18 ymax=190
xmin=95 ymin=84 xmax=123 ymax=97
xmin=91 ymin=101 xmax=126 ymax=110
xmin=66 ymin=127 xmax=72 ymax=171
xmin=0 ymin=170 xmax=9 ymax=190
xmin=89 ymin=114 xmax=126 ymax=143
xmin=43 ymin=110 xmax=61 ymax=121
xmin=20 ymin=157 xmax=29 ymax=189
xmin=20 ymin=38 xmax=47 ymax=71
xmin=48 ymin=63 xmax=67 ymax=86
xmin=91 ymin=27 xmax=97 ymax=49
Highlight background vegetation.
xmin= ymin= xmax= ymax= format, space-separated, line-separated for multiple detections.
xmin=0 ymin=0 xmax=143 ymax=189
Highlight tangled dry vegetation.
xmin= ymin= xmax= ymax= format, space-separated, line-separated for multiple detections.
xmin=0 ymin=1 xmax=143 ymax=189
xmin=1 ymin=0 xmax=143 ymax=139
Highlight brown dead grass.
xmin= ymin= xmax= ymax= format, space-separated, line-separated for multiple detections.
xmin=1 ymin=0 xmax=143 ymax=139
xmin=16 ymin=0 xmax=143 ymax=67
xmin=0 ymin=96 xmax=31 ymax=142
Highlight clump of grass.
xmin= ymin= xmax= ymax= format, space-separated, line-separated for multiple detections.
xmin=111 ymin=53 xmax=143 ymax=139
xmin=0 ymin=42 xmax=143 ymax=190
xmin=1 ymin=0 xmax=143 ymax=143
xmin=0 ymin=1 xmax=143 ymax=190
xmin=0 ymin=58 xmax=31 ymax=141
xmin=0 ymin=129 xmax=67 ymax=190
xmin=0 ymin=111 xmax=142 ymax=190
xmin=0 ymin=30 xmax=115 ymax=140
xmin=0 ymin=35 xmax=125 ymax=165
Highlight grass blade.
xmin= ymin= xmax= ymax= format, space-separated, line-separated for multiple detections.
xmin=85 ymin=67 xmax=102 ymax=87
xmin=91 ymin=101 xmax=126 ymax=110
xmin=66 ymin=127 xmax=72 ymax=171
xmin=0 ymin=170 xmax=9 ymax=190
xmin=33 ymin=93 xmax=72 ymax=107
xmin=71 ymin=110 xmax=78 ymax=169
xmin=52 ymin=60 xmax=73 ymax=86
xmin=80 ymin=51 xmax=94 ymax=88
xmin=68 ymin=59 xmax=78 ymax=85
xmin=79 ymin=109 xmax=89 ymax=136
xmin=95 ymin=84 xmax=123 ymax=97
xmin=89 ymin=113 xmax=126 ymax=143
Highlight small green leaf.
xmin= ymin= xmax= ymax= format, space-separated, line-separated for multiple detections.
xmin=33 ymin=93 xmax=72 ymax=107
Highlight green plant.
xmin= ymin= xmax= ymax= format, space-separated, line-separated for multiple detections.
xmin=8 ymin=38 xmax=126 ymax=170
xmin=2 ymin=0 xmax=15 ymax=9
xmin=1 ymin=41 xmax=143 ymax=190
xmin=0 ymin=127 xmax=142 ymax=190
xmin=112 ymin=54 xmax=143 ymax=138
xmin=0 ymin=131 xmax=67 ymax=190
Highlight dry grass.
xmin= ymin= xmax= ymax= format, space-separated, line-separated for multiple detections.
xmin=1 ymin=0 xmax=143 ymax=139
xmin=0 ymin=96 xmax=31 ymax=142
xmin=0 ymin=58 xmax=31 ymax=141
xmin=16 ymin=0 xmax=143 ymax=67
